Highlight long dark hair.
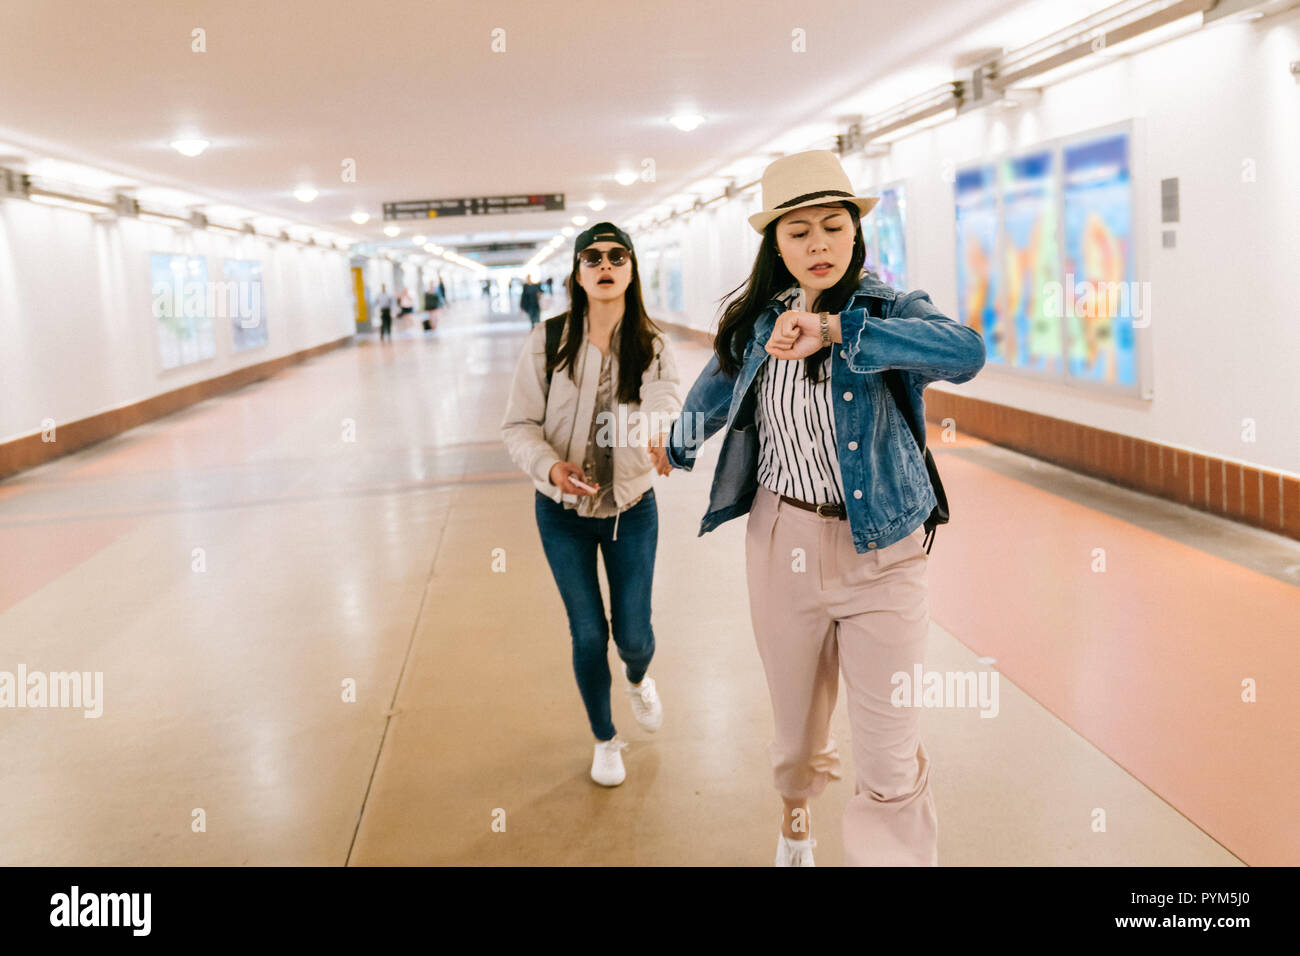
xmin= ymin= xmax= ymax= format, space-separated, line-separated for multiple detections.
xmin=714 ymin=201 xmax=867 ymax=382
xmin=547 ymin=249 xmax=662 ymax=404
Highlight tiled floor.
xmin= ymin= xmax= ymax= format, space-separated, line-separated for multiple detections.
xmin=2 ymin=297 xmax=1294 ymax=865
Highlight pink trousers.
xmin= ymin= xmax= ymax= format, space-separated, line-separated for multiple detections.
xmin=745 ymin=486 xmax=939 ymax=866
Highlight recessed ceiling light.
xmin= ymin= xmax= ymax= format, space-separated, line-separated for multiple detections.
xmin=615 ymin=171 xmax=638 ymax=186
xmin=588 ymin=198 xmax=607 ymax=211
xmin=561 ymin=227 xmax=575 ymax=237
xmin=423 ymin=243 xmax=436 ymax=253
xmin=350 ymin=212 xmax=370 ymax=224
xmin=669 ymin=113 xmax=705 ymax=132
xmin=170 ymin=138 xmax=210 ymax=157
xmin=293 ymin=186 xmax=318 ymax=203
xmin=383 ymin=225 xmax=400 ymax=237
xmin=412 ymin=235 xmax=427 ymax=244
xmin=571 ymin=215 xmax=588 ymax=226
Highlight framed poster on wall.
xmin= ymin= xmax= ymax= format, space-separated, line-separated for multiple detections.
xmin=1061 ymin=130 xmax=1137 ymax=389
xmin=954 ymin=164 xmax=1001 ymax=364
xmin=222 ymin=258 xmax=268 ymax=351
xmin=999 ymin=150 xmax=1061 ymax=375
xmin=150 ymin=253 xmax=216 ymax=370
xmin=953 ymin=121 xmax=1147 ymax=397
xmin=642 ymin=247 xmax=663 ymax=310
xmin=872 ymin=184 xmax=908 ymax=289
xmin=662 ymin=242 xmax=684 ymax=313
xmin=862 ymin=183 xmax=907 ymax=290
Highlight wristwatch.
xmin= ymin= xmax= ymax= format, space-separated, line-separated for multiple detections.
xmin=818 ymin=313 xmax=831 ymax=347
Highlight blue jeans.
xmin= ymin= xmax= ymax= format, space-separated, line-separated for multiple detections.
xmin=534 ymin=489 xmax=658 ymax=741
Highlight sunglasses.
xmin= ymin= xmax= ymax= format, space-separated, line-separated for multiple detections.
xmin=577 ymin=247 xmax=630 ymax=268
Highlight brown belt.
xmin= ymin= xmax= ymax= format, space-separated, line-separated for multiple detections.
xmin=779 ymin=494 xmax=846 ymax=519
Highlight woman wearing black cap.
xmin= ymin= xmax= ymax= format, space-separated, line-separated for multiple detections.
xmin=501 ymin=223 xmax=682 ymax=787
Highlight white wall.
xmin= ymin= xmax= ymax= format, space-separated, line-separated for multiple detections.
xmin=0 ymin=200 xmax=354 ymax=444
xmin=639 ymin=11 xmax=1300 ymax=476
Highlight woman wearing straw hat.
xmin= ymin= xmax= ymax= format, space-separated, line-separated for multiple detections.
xmin=651 ymin=150 xmax=985 ymax=865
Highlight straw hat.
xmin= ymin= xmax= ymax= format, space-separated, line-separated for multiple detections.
xmin=747 ymin=149 xmax=879 ymax=235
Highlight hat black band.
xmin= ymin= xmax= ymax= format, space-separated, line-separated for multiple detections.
xmin=774 ymin=189 xmax=855 ymax=209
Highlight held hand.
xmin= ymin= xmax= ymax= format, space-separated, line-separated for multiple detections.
xmin=648 ymin=433 xmax=673 ymax=476
xmin=548 ymin=461 xmax=598 ymax=495
xmin=765 ymin=310 xmax=824 ymax=361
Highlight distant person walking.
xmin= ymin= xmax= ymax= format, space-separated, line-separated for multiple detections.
xmin=423 ymin=281 xmax=441 ymax=331
xmin=520 ymin=274 xmax=542 ymax=327
xmin=374 ymin=284 xmax=396 ymax=342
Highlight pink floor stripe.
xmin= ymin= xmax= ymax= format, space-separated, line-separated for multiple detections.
xmin=926 ymin=446 xmax=1300 ymax=866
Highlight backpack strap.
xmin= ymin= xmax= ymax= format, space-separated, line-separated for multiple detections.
xmin=543 ymin=314 xmax=566 ymax=387
xmin=865 ymin=293 xmax=949 ymax=554
xmin=861 ymin=295 xmax=921 ymax=444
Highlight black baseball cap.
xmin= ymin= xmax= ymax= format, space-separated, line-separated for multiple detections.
xmin=573 ymin=221 xmax=634 ymax=265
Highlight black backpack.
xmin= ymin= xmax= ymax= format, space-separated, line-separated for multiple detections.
xmin=543 ymin=314 xmax=566 ymax=388
xmin=866 ymin=294 xmax=949 ymax=553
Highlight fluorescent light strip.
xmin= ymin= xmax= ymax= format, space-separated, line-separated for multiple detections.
xmin=623 ymin=0 xmax=1215 ymax=227
xmin=994 ymin=0 xmax=1212 ymax=88
xmin=137 ymin=210 xmax=191 ymax=227
xmin=28 ymin=192 xmax=114 ymax=215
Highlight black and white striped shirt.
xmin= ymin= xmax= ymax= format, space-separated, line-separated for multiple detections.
xmin=754 ymin=287 xmax=845 ymax=506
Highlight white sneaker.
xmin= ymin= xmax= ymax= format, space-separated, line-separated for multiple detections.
xmin=775 ymin=833 xmax=817 ymax=867
xmin=590 ymin=736 xmax=628 ymax=787
xmin=626 ymin=674 xmax=663 ymax=732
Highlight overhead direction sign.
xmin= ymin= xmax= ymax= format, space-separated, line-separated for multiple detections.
xmin=383 ymin=194 xmax=565 ymax=220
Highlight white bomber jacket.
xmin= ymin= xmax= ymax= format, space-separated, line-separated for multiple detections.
xmin=501 ymin=315 xmax=683 ymax=512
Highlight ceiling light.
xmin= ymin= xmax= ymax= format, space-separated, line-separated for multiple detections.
xmin=383 ymin=225 xmax=400 ymax=237
xmin=669 ymin=113 xmax=705 ymax=132
xmin=560 ymin=227 xmax=574 ymax=237
xmin=588 ymin=198 xmax=607 ymax=211
xmin=169 ymin=138 xmax=210 ymax=157
xmin=571 ymin=215 xmax=588 ymax=226
xmin=423 ymin=244 xmax=436 ymax=253
xmin=293 ymin=186 xmax=318 ymax=203
xmin=615 ymin=171 xmax=638 ymax=186
xmin=350 ymin=212 xmax=370 ymax=224
xmin=412 ymin=234 xmax=427 ymax=244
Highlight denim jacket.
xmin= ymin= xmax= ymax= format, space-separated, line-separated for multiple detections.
xmin=666 ymin=272 xmax=985 ymax=553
